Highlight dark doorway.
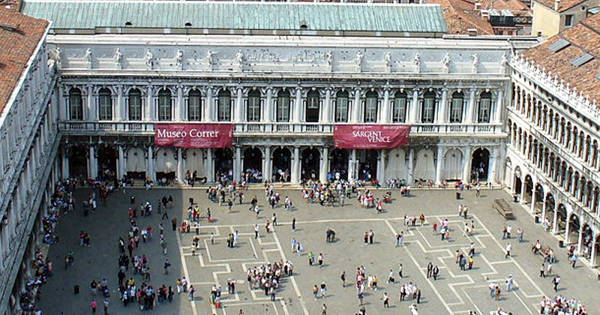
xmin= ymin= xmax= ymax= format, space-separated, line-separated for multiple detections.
xmin=471 ymin=148 xmax=490 ymax=182
xmin=272 ymin=148 xmax=291 ymax=182
xmin=358 ymin=150 xmax=378 ymax=182
xmin=330 ymin=149 xmax=349 ymax=180
xmin=214 ymin=148 xmax=233 ymax=182
xmin=301 ymin=148 xmax=320 ymax=181
xmin=68 ymin=145 xmax=88 ymax=180
xmin=243 ymin=147 xmax=263 ymax=183
xmin=97 ymin=144 xmax=118 ymax=181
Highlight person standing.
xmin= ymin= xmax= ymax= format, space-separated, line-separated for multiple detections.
xmin=103 ymin=299 xmax=109 ymax=315
xmin=432 ymin=265 xmax=439 ymax=280
xmin=540 ymin=262 xmax=545 ymax=278
xmin=505 ymin=275 xmax=514 ymax=292
xmin=322 ymin=304 xmax=327 ymax=315
xmin=552 ymin=275 xmax=560 ymax=292
xmin=426 ymin=262 xmax=433 ymax=278
xmin=398 ymin=263 xmax=404 ymax=278
xmin=382 ymin=292 xmax=390 ymax=308
xmin=369 ymin=230 xmax=374 ymax=244
xmin=189 ymin=285 xmax=195 ymax=300
xmin=340 ymin=271 xmax=346 ymax=287
xmin=254 ymin=224 xmax=259 ymax=239
xmin=505 ymin=243 xmax=511 ymax=258
xmin=90 ymin=300 xmax=97 ymax=313
xmin=292 ymin=218 xmax=296 ymax=231
xmin=320 ymin=281 xmax=327 ymax=298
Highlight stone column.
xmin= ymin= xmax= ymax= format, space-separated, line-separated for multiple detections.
xmin=592 ymin=234 xmax=599 ymax=266
xmin=519 ymin=178 xmax=527 ymax=205
xmin=351 ymin=89 xmax=361 ymax=123
xmin=377 ymin=150 xmax=386 ymax=183
xmin=530 ymin=182 xmax=537 ymax=213
xmin=381 ymin=89 xmax=390 ymax=123
xmin=177 ymin=148 xmax=183 ymax=184
xmin=147 ymin=146 xmax=156 ymax=182
xmin=489 ymin=147 xmax=498 ymax=184
xmin=435 ymin=145 xmax=444 ymax=185
xmin=322 ymin=89 xmax=331 ymax=123
xmin=436 ymin=88 xmax=447 ymax=123
xmin=464 ymin=88 xmax=476 ymax=123
xmin=541 ymin=195 xmax=547 ymax=224
xmin=494 ymin=89 xmax=503 ymax=123
xmin=235 ymin=87 xmax=243 ymax=123
xmin=87 ymin=85 xmax=95 ymax=121
xmin=204 ymin=88 xmax=213 ymax=122
xmin=409 ymin=90 xmax=419 ymax=123
xmin=577 ymin=218 xmax=585 ymax=252
xmin=115 ymin=85 xmax=123 ymax=121
xmin=293 ymin=88 xmax=302 ymax=123
xmin=146 ymin=85 xmax=153 ymax=121
xmin=117 ymin=146 xmax=126 ymax=180
xmin=61 ymin=147 xmax=69 ymax=179
xmin=176 ymin=85 xmax=183 ymax=121
xmin=206 ymin=148 xmax=214 ymax=182
xmin=407 ymin=148 xmax=415 ymax=184
xmin=234 ymin=146 xmax=242 ymax=183
xmin=89 ymin=146 xmax=98 ymax=179
xmin=291 ymin=147 xmax=300 ymax=183
xmin=552 ymin=204 xmax=559 ymax=234
xmin=564 ymin=211 xmax=572 ymax=243
xmin=462 ymin=146 xmax=472 ymax=183
xmin=264 ymin=88 xmax=272 ymax=123
xmin=264 ymin=146 xmax=272 ymax=182
xmin=319 ymin=147 xmax=329 ymax=183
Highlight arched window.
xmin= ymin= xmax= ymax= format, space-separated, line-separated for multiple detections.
xmin=478 ymin=91 xmax=492 ymax=123
xmin=364 ymin=91 xmax=378 ymax=123
xmin=421 ymin=91 xmax=436 ymax=123
xmin=69 ymin=88 xmax=83 ymax=120
xmin=217 ymin=89 xmax=231 ymax=122
xmin=98 ymin=88 xmax=113 ymax=120
xmin=449 ymin=91 xmax=464 ymax=123
xmin=158 ymin=89 xmax=172 ymax=121
xmin=334 ymin=90 xmax=349 ymax=122
xmin=305 ymin=89 xmax=320 ymax=123
xmin=188 ymin=89 xmax=202 ymax=121
xmin=247 ymin=90 xmax=261 ymax=122
xmin=392 ymin=91 xmax=407 ymax=123
xmin=276 ymin=90 xmax=290 ymax=122
xmin=128 ymin=88 xmax=142 ymax=121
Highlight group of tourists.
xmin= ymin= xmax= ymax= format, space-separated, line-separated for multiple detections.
xmin=539 ymin=295 xmax=587 ymax=314
xmin=246 ymin=261 xmax=292 ymax=299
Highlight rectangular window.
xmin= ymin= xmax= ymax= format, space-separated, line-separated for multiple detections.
xmin=364 ymin=98 xmax=378 ymax=123
xmin=478 ymin=98 xmax=491 ymax=123
xmin=99 ymin=95 xmax=112 ymax=121
xmin=276 ymin=98 xmax=290 ymax=122
xmin=392 ymin=97 xmax=407 ymax=123
xmin=159 ymin=96 xmax=171 ymax=121
xmin=565 ymin=15 xmax=574 ymax=27
xmin=450 ymin=98 xmax=463 ymax=123
xmin=129 ymin=95 xmax=142 ymax=121
xmin=188 ymin=96 xmax=201 ymax=121
xmin=335 ymin=98 xmax=349 ymax=122
xmin=218 ymin=97 xmax=231 ymax=121
xmin=422 ymin=98 xmax=435 ymax=123
xmin=69 ymin=96 xmax=82 ymax=120
xmin=247 ymin=97 xmax=261 ymax=122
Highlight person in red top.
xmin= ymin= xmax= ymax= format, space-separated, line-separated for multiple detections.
xmin=90 ymin=300 xmax=97 ymax=313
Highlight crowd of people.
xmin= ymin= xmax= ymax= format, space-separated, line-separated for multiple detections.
xmin=539 ymin=295 xmax=587 ymax=314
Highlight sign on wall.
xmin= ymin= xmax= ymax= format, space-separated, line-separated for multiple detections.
xmin=154 ymin=123 xmax=234 ymax=148
xmin=334 ymin=125 xmax=410 ymax=149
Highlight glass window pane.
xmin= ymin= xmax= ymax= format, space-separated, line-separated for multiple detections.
xmin=247 ymin=91 xmax=261 ymax=122
xmin=218 ymin=90 xmax=231 ymax=121
xmin=364 ymin=93 xmax=378 ymax=123
xmin=129 ymin=89 xmax=142 ymax=121
xmin=69 ymin=88 xmax=83 ymax=120
xmin=188 ymin=90 xmax=201 ymax=121
xmin=277 ymin=92 xmax=290 ymax=122
xmin=421 ymin=93 xmax=436 ymax=123
xmin=393 ymin=94 xmax=406 ymax=123
xmin=99 ymin=88 xmax=112 ymax=121
xmin=335 ymin=91 xmax=349 ymax=122
xmin=159 ymin=89 xmax=171 ymax=121
xmin=478 ymin=94 xmax=491 ymax=123
xmin=450 ymin=93 xmax=463 ymax=123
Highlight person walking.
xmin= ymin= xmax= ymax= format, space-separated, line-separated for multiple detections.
xmin=90 ymin=300 xmax=97 ymax=313
xmin=505 ymin=275 xmax=514 ymax=292
xmin=340 ymin=271 xmax=346 ymax=288
xmin=103 ymin=299 xmax=109 ymax=315
xmin=432 ymin=265 xmax=439 ymax=280
xmin=292 ymin=218 xmax=296 ymax=231
xmin=254 ymin=224 xmax=259 ymax=239
xmin=552 ymin=275 xmax=560 ymax=292
xmin=189 ymin=285 xmax=195 ymax=300
xmin=426 ymin=262 xmax=433 ymax=278
xmin=539 ymin=262 xmax=545 ymax=278
xmin=382 ymin=292 xmax=390 ymax=308
xmin=398 ymin=263 xmax=404 ymax=278
xmin=505 ymin=243 xmax=511 ymax=258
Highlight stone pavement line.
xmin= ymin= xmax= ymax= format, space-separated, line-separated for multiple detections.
xmin=384 ymin=219 xmax=455 ymax=314
xmin=175 ymin=231 xmax=199 ymax=315
xmin=271 ymin=230 xmax=309 ymax=315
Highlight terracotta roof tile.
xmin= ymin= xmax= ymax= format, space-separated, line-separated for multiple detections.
xmin=0 ymin=7 xmax=47 ymax=117
xmin=534 ymin=0 xmax=588 ymax=12
xmin=428 ymin=0 xmax=495 ymax=34
xmin=522 ymin=13 xmax=600 ymax=103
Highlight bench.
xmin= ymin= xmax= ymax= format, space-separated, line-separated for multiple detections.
xmin=492 ymin=198 xmax=514 ymax=219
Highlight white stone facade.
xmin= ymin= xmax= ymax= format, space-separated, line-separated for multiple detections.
xmin=0 ymin=38 xmax=62 ymax=314
xmin=53 ymin=34 xmax=529 ymax=187
xmin=506 ymin=54 xmax=600 ymax=266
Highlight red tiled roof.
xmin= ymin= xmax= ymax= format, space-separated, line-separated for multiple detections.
xmin=428 ymin=0 xmax=495 ymax=35
xmin=534 ymin=0 xmax=588 ymax=12
xmin=0 ymin=7 xmax=48 ymax=116
xmin=522 ymin=13 xmax=600 ymax=103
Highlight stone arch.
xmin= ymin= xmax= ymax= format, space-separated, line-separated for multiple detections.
xmin=272 ymin=147 xmax=292 ymax=182
xmin=414 ymin=148 xmax=435 ymax=181
xmin=443 ymin=148 xmax=463 ymax=180
xmin=242 ymin=147 xmax=263 ymax=183
xmin=567 ymin=213 xmax=580 ymax=244
xmin=385 ymin=148 xmax=407 ymax=181
xmin=126 ymin=147 xmax=146 ymax=178
xmin=471 ymin=148 xmax=490 ymax=182
xmin=513 ymin=166 xmax=522 ymax=196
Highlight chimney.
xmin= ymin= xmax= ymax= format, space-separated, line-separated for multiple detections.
xmin=554 ymin=0 xmax=560 ymax=11
xmin=474 ymin=2 xmax=481 ymax=9
xmin=467 ymin=28 xmax=478 ymax=36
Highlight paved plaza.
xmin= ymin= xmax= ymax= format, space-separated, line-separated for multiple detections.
xmin=38 ymin=186 xmax=600 ymax=314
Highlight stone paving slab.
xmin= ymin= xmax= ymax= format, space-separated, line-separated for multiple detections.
xmin=36 ymin=187 xmax=600 ymax=315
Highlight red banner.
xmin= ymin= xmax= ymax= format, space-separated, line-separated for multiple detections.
xmin=154 ymin=123 xmax=234 ymax=148
xmin=334 ymin=125 xmax=410 ymax=149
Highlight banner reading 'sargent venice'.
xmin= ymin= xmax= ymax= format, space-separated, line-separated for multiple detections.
xmin=154 ymin=123 xmax=234 ymax=148
xmin=334 ymin=125 xmax=410 ymax=149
